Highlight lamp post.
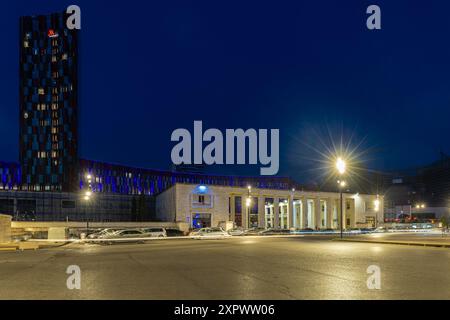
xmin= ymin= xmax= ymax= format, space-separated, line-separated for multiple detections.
xmin=84 ymin=174 xmax=94 ymax=232
xmin=336 ymin=157 xmax=346 ymax=239
xmin=246 ymin=186 xmax=252 ymax=229
xmin=374 ymin=196 xmax=380 ymax=227
xmin=338 ymin=180 xmax=347 ymax=239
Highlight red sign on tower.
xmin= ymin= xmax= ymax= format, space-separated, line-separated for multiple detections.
xmin=48 ymin=29 xmax=59 ymax=38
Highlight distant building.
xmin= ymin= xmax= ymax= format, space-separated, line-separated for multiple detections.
xmin=382 ymin=153 xmax=450 ymax=222
xmin=416 ymin=153 xmax=450 ymax=208
xmin=156 ymin=184 xmax=383 ymax=229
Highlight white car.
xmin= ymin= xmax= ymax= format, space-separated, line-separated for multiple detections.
xmin=87 ymin=228 xmax=119 ymax=239
xmin=193 ymin=227 xmax=231 ymax=239
xmin=141 ymin=227 xmax=167 ymax=238
xmin=99 ymin=229 xmax=147 ymax=244
xmin=228 ymin=227 xmax=246 ymax=236
xmin=189 ymin=229 xmax=202 ymax=237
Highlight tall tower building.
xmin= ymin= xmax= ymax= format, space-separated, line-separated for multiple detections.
xmin=19 ymin=12 xmax=78 ymax=192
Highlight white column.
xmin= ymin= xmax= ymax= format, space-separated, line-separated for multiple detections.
xmin=258 ymin=196 xmax=265 ymax=228
xmin=274 ymin=198 xmax=280 ymax=228
xmin=315 ymin=197 xmax=321 ymax=230
xmin=230 ymin=195 xmax=236 ymax=225
xmin=288 ymin=195 xmax=294 ymax=229
xmin=301 ymin=197 xmax=307 ymax=228
xmin=326 ymin=198 xmax=332 ymax=229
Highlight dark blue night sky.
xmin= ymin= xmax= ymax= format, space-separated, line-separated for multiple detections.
xmin=1 ymin=0 xmax=450 ymax=183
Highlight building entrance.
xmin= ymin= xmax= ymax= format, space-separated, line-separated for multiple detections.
xmin=192 ymin=213 xmax=212 ymax=229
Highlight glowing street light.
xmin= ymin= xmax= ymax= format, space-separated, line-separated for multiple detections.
xmin=338 ymin=180 xmax=347 ymax=188
xmin=336 ymin=157 xmax=346 ymax=175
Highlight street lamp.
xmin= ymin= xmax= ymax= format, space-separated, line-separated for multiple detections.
xmin=374 ymin=196 xmax=380 ymax=227
xmin=83 ymin=193 xmax=91 ymax=234
xmin=84 ymin=174 xmax=94 ymax=232
xmin=336 ymin=157 xmax=347 ymax=239
xmin=246 ymin=186 xmax=252 ymax=229
xmin=336 ymin=157 xmax=346 ymax=175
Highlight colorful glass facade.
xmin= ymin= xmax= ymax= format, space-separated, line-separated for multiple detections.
xmin=79 ymin=159 xmax=297 ymax=196
xmin=19 ymin=12 xmax=78 ymax=192
xmin=0 ymin=162 xmax=21 ymax=191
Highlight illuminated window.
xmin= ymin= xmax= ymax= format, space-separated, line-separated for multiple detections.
xmin=38 ymin=152 xmax=47 ymax=159
xmin=38 ymin=88 xmax=45 ymax=95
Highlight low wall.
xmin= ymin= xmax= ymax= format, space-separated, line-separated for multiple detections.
xmin=0 ymin=214 xmax=12 ymax=243
xmin=11 ymin=221 xmax=190 ymax=233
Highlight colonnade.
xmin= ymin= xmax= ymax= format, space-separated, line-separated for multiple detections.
xmin=229 ymin=194 xmax=355 ymax=230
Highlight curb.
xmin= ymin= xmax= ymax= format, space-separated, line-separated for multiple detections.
xmin=333 ymin=238 xmax=450 ymax=248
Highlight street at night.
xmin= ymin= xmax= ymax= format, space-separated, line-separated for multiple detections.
xmin=2 ymin=0 xmax=450 ymax=311
xmin=1 ymin=236 xmax=450 ymax=300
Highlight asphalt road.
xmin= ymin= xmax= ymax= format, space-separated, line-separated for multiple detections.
xmin=352 ymin=232 xmax=450 ymax=243
xmin=1 ymin=236 xmax=450 ymax=300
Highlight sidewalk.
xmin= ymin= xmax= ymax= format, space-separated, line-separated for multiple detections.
xmin=0 ymin=241 xmax=69 ymax=252
xmin=333 ymin=236 xmax=450 ymax=248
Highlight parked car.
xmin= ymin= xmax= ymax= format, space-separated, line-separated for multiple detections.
xmin=165 ymin=228 xmax=186 ymax=237
xmin=244 ymin=227 xmax=266 ymax=235
xmin=374 ymin=226 xmax=388 ymax=233
xmin=228 ymin=227 xmax=246 ymax=236
xmin=259 ymin=228 xmax=290 ymax=236
xmin=99 ymin=229 xmax=147 ymax=244
xmin=193 ymin=227 xmax=231 ymax=239
xmin=189 ymin=229 xmax=202 ymax=237
xmin=87 ymin=228 xmax=119 ymax=239
xmin=290 ymin=228 xmax=316 ymax=234
xmin=141 ymin=227 xmax=167 ymax=238
xmin=12 ymin=234 xmax=32 ymax=242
